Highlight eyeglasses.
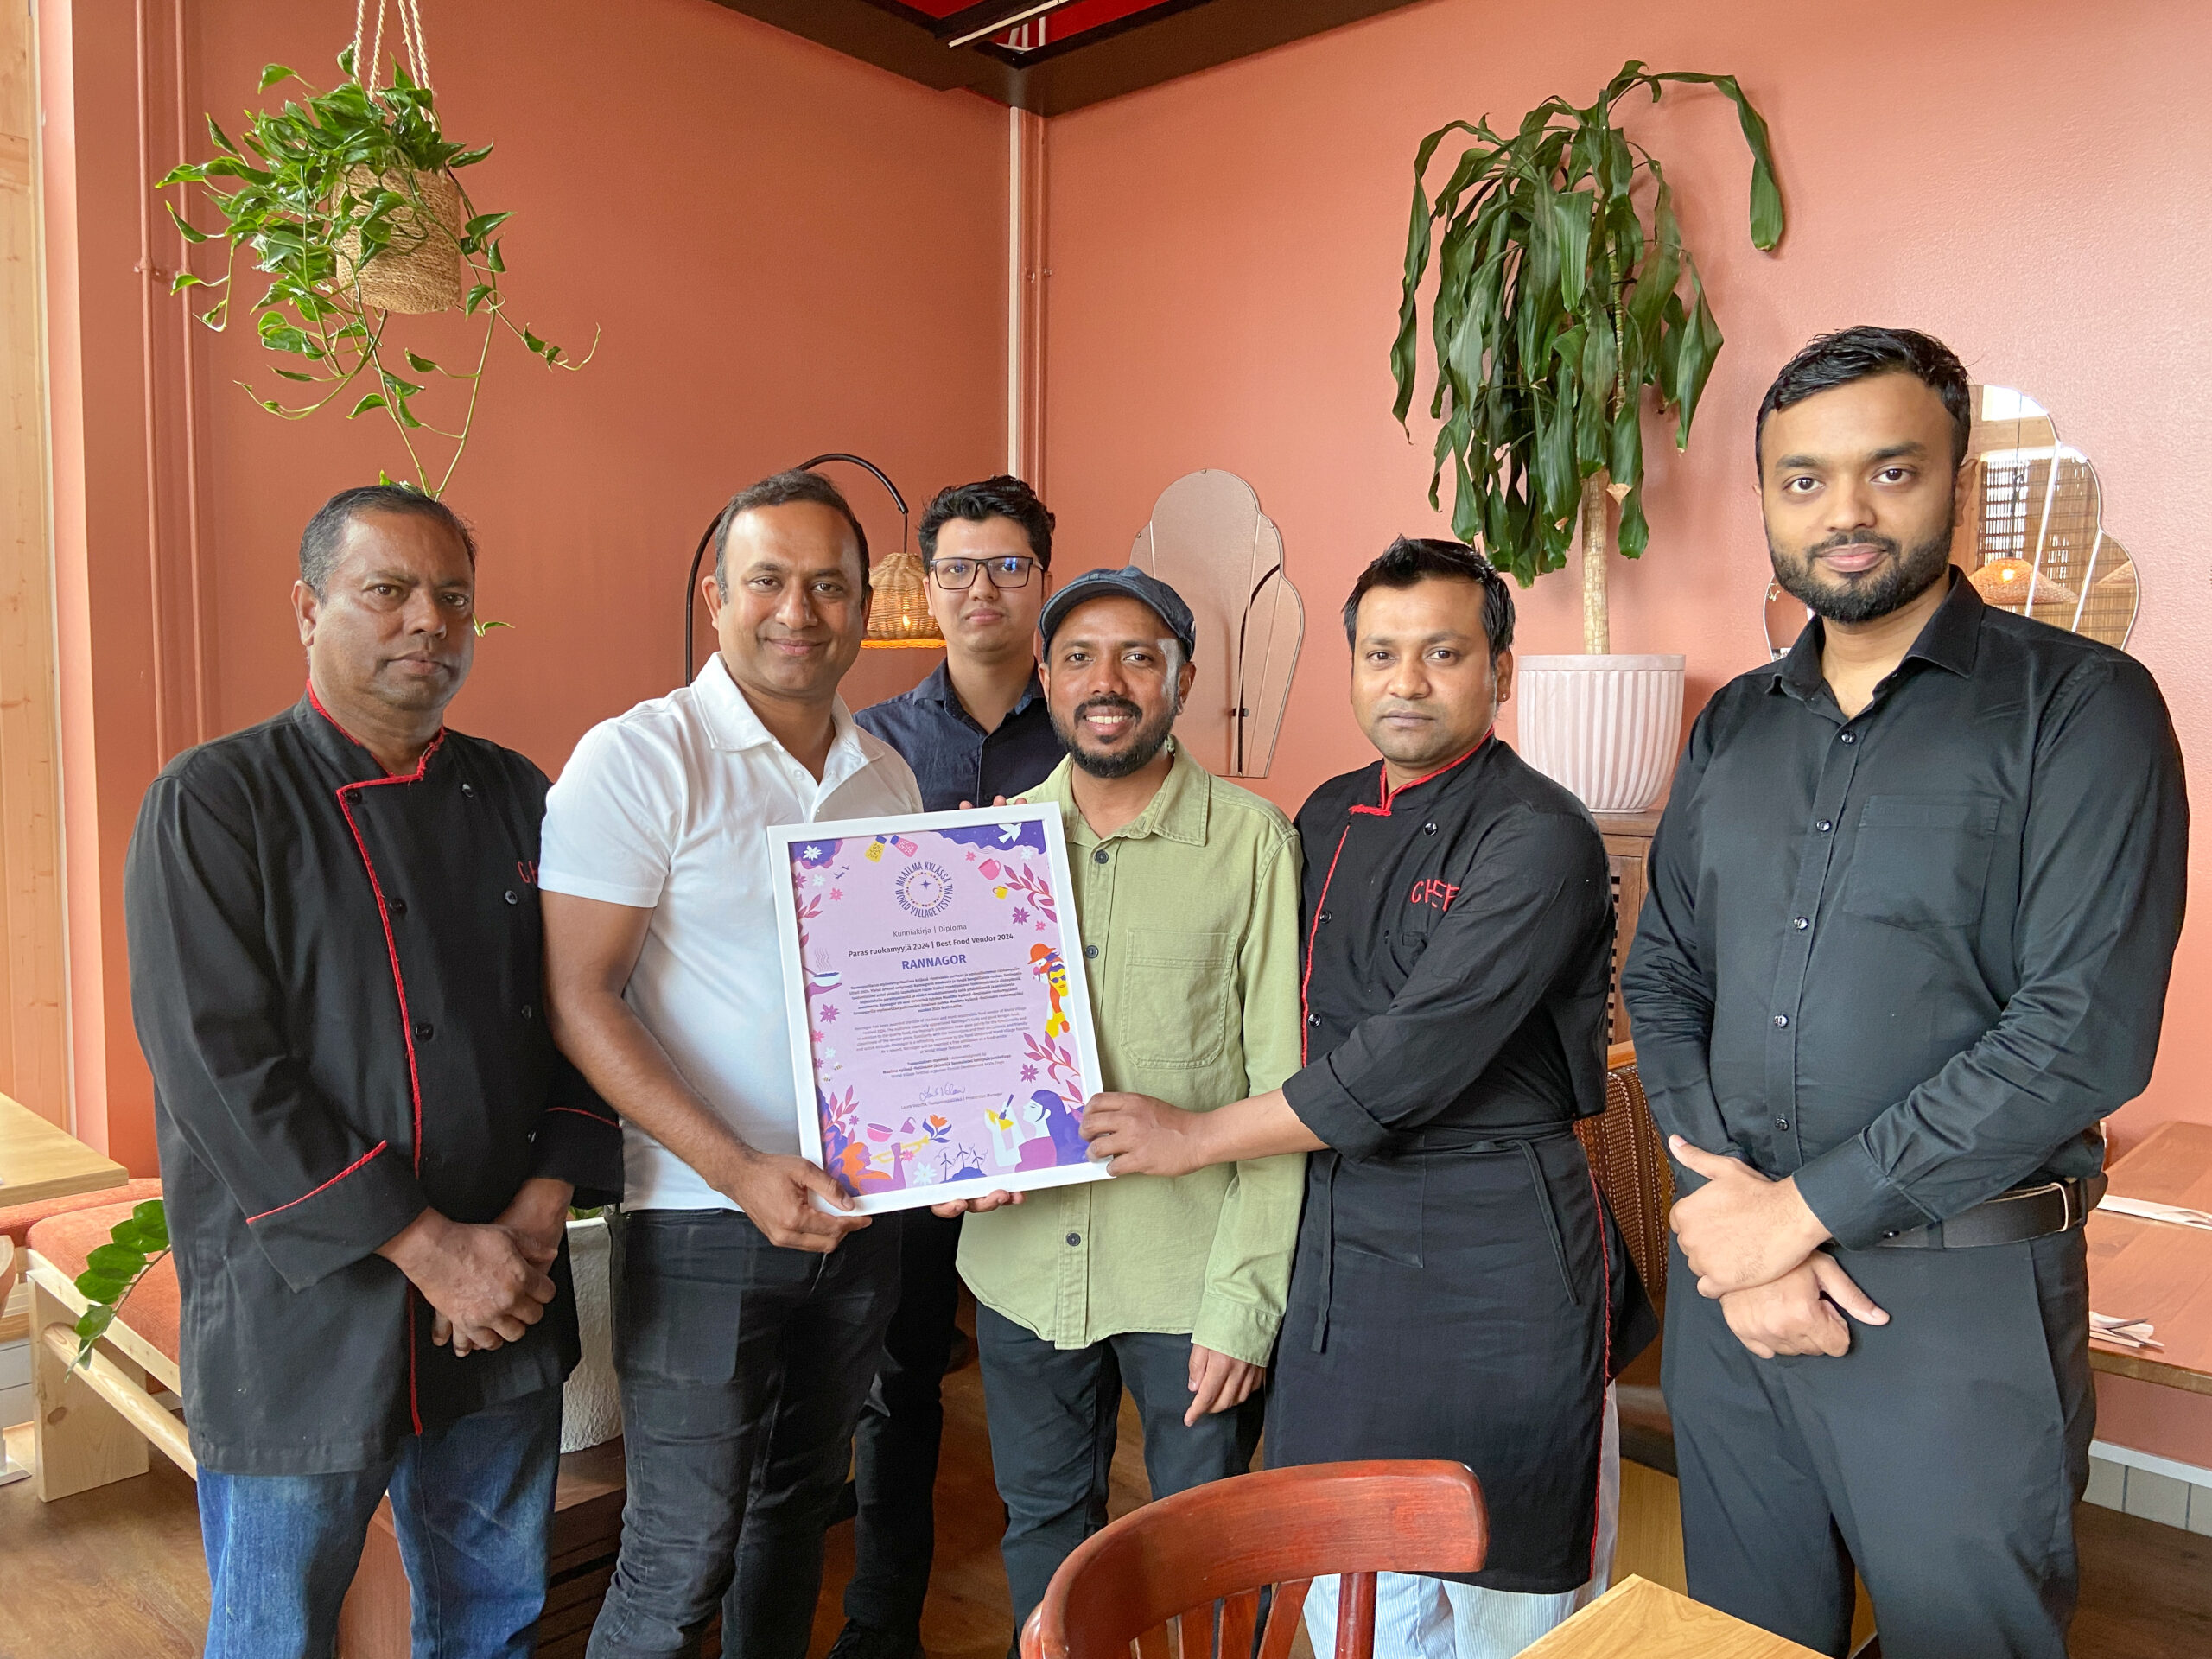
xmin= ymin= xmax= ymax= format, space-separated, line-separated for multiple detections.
xmin=930 ymin=556 xmax=1039 ymax=591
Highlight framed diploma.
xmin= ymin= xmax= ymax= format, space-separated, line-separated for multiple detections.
xmin=766 ymin=804 xmax=1110 ymax=1215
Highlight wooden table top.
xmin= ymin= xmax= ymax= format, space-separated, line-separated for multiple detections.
xmin=0 ymin=1092 xmax=127 ymax=1210
xmin=1520 ymin=1576 xmax=1821 ymax=1656
xmin=2087 ymin=1119 xmax=2212 ymax=1395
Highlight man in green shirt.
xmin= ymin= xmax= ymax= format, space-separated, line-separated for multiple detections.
xmin=937 ymin=566 xmax=1305 ymax=1636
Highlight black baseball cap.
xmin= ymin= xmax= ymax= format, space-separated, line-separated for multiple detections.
xmin=1038 ymin=565 xmax=1197 ymax=658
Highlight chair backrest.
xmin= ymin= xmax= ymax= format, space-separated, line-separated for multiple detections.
xmin=1020 ymin=1459 xmax=1486 ymax=1659
xmin=1574 ymin=1042 xmax=1674 ymax=1302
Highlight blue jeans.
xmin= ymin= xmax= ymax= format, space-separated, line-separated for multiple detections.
xmin=197 ymin=1384 xmax=563 ymax=1659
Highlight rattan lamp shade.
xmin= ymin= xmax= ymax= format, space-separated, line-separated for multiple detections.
xmin=862 ymin=550 xmax=944 ymax=649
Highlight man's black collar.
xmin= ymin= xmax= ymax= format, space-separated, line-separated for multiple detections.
xmin=1772 ymin=565 xmax=1984 ymax=702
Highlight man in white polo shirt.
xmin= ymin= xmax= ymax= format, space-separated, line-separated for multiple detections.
xmin=540 ymin=469 xmax=923 ymax=1659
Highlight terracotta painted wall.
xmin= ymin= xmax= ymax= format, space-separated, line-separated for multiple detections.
xmin=1039 ymin=0 xmax=2212 ymax=1459
xmin=41 ymin=0 xmax=997 ymax=1171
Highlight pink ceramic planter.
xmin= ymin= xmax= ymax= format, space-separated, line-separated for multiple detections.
xmin=1514 ymin=654 xmax=1685 ymax=814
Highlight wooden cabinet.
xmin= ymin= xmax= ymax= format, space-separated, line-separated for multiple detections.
xmin=1595 ymin=809 xmax=1663 ymax=1043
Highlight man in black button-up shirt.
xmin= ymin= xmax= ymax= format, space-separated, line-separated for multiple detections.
xmin=1623 ymin=329 xmax=2187 ymax=1659
xmin=842 ymin=477 xmax=1065 ymax=1659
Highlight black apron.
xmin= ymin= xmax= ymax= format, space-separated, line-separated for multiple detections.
xmin=1268 ymin=741 xmax=1656 ymax=1594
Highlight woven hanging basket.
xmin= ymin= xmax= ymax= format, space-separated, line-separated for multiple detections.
xmin=863 ymin=550 xmax=944 ymax=647
xmin=334 ymin=166 xmax=464 ymax=314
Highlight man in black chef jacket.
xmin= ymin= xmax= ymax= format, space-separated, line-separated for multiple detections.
xmin=1084 ymin=537 xmax=1653 ymax=1658
xmin=125 ymin=485 xmax=622 ymax=1659
xmin=1620 ymin=328 xmax=2187 ymax=1659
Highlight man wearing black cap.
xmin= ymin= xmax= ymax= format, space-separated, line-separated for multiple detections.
xmin=932 ymin=566 xmax=1306 ymax=1640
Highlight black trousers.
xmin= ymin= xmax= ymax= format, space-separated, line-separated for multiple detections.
xmin=976 ymin=1304 xmax=1262 ymax=1637
xmin=1662 ymin=1230 xmax=2093 ymax=1659
xmin=843 ymin=1208 xmax=966 ymax=1637
xmin=587 ymin=1208 xmax=899 ymax=1659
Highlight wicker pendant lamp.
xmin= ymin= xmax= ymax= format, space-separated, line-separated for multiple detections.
xmin=682 ymin=454 xmax=941 ymax=680
xmin=861 ymin=547 xmax=942 ymax=649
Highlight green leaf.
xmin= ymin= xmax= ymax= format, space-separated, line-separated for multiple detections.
xmin=86 ymin=1243 xmax=149 ymax=1278
xmin=404 ymin=350 xmax=442 ymax=374
xmin=348 ymin=394 xmax=388 ymax=417
xmin=205 ymin=115 xmax=240 ymax=156
xmin=472 ymin=618 xmax=512 ymax=635
xmin=522 ymin=330 xmax=543 ymax=355
xmin=274 ymin=367 xmax=316 ymax=381
xmin=485 ymin=238 xmax=505 ymax=274
xmin=1554 ymin=189 xmax=1595 ymax=310
xmin=463 ymin=283 xmax=494 ymax=315
xmin=461 ymin=211 xmax=511 ymax=242
xmin=258 ymin=63 xmax=296 ymax=90
xmin=73 ymin=1269 xmax=133 ymax=1306
xmin=1609 ymin=400 xmax=1644 ymax=491
xmin=1618 ymin=484 xmax=1650 ymax=556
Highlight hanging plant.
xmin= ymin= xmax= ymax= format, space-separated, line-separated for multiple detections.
xmin=1391 ymin=60 xmax=1782 ymax=652
xmin=156 ymin=4 xmax=592 ymax=498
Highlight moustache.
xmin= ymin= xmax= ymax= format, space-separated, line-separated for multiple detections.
xmin=1075 ymin=696 xmax=1144 ymax=721
xmin=1806 ymin=531 xmax=1901 ymax=560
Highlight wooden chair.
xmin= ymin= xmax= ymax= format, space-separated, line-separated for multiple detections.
xmin=1574 ymin=1041 xmax=1674 ymax=1304
xmin=1019 ymin=1459 xmax=1487 ymax=1659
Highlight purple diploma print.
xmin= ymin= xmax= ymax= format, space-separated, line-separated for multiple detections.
xmin=772 ymin=805 xmax=1108 ymax=1214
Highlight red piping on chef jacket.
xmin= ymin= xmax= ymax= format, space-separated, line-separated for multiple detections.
xmin=1300 ymin=735 xmax=1491 ymax=1061
xmin=310 ymin=682 xmax=448 ymax=1435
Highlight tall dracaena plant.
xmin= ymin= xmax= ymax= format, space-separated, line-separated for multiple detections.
xmin=158 ymin=49 xmax=592 ymax=499
xmin=1392 ymin=61 xmax=1783 ymax=653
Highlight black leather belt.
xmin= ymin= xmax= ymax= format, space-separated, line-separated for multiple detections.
xmin=1870 ymin=1173 xmax=2107 ymax=1249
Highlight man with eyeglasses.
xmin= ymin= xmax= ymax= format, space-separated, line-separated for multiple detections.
xmin=834 ymin=477 xmax=1066 ymax=1659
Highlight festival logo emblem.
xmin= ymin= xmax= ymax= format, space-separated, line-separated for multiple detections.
xmin=893 ymin=861 xmax=954 ymax=918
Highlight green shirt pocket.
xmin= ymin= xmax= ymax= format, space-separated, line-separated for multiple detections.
xmin=1120 ymin=928 xmax=1234 ymax=1070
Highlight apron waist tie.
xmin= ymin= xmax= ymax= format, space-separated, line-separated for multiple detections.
xmin=1307 ymin=1122 xmax=1580 ymax=1353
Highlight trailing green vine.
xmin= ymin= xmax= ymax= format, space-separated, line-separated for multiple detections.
xmin=71 ymin=1199 xmax=169 ymax=1366
xmin=158 ymin=48 xmax=594 ymax=498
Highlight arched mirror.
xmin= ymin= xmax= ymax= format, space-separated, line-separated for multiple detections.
xmin=1765 ymin=384 xmax=2139 ymax=658
xmin=1129 ymin=470 xmax=1304 ymax=779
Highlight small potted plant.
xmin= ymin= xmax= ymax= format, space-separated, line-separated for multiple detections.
xmin=1392 ymin=60 xmax=1783 ymax=811
xmin=158 ymin=31 xmax=590 ymax=498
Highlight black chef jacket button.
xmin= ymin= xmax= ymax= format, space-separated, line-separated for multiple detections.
xmin=1423 ymin=823 xmax=1438 ymax=835
xmin=388 ymin=896 xmax=407 ymax=915
xmin=1772 ymin=1014 xmax=1789 ymax=1027
xmin=1065 ymin=1232 xmax=1081 ymax=1246
xmin=1840 ymin=732 xmax=1857 ymax=744
xmin=1816 ymin=819 xmax=1834 ymax=833
xmin=1792 ymin=916 xmax=1808 ymax=930
xmin=1306 ymin=1013 xmax=1321 ymax=1027
xmin=1319 ymin=910 xmax=1332 ymax=923
xmin=412 ymin=1021 xmax=434 ymax=1040
xmin=1776 ymin=1117 xmax=1789 ymax=1130
xmin=461 ymin=782 xmax=475 ymax=798
xmin=521 ymin=1004 xmax=536 ymax=1020
xmin=1084 ymin=944 xmax=1098 ymax=959
xmin=505 ymin=889 xmax=519 ymax=905
xmin=1092 ymin=849 xmax=1109 ymax=864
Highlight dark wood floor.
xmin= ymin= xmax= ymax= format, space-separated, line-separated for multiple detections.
xmin=2 ymin=1349 xmax=2207 ymax=1659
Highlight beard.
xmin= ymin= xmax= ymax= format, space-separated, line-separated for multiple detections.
xmin=1770 ymin=514 xmax=1954 ymax=625
xmin=1052 ymin=694 xmax=1178 ymax=780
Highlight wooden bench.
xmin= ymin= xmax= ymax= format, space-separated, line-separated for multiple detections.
xmin=10 ymin=1188 xmax=636 ymax=1656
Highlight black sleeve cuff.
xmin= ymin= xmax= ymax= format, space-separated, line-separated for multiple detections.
xmin=1282 ymin=1054 xmax=1393 ymax=1161
xmin=244 ymin=1142 xmax=428 ymax=1292
xmin=531 ymin=1070 xmax=624 ymax=1210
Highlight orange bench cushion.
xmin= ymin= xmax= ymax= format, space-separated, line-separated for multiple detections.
xmin=26 ymin=1198 xmax=181 ymax=1366
xmin=0 ymin=1178 xmax=164 ymax=1247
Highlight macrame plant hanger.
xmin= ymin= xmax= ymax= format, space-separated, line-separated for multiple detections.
xmin=340 ymin=0 xmax=463 ymax=315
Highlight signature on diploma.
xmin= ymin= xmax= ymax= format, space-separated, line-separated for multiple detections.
xmin=918 ymin=1083 xmax=964 ymax=1104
